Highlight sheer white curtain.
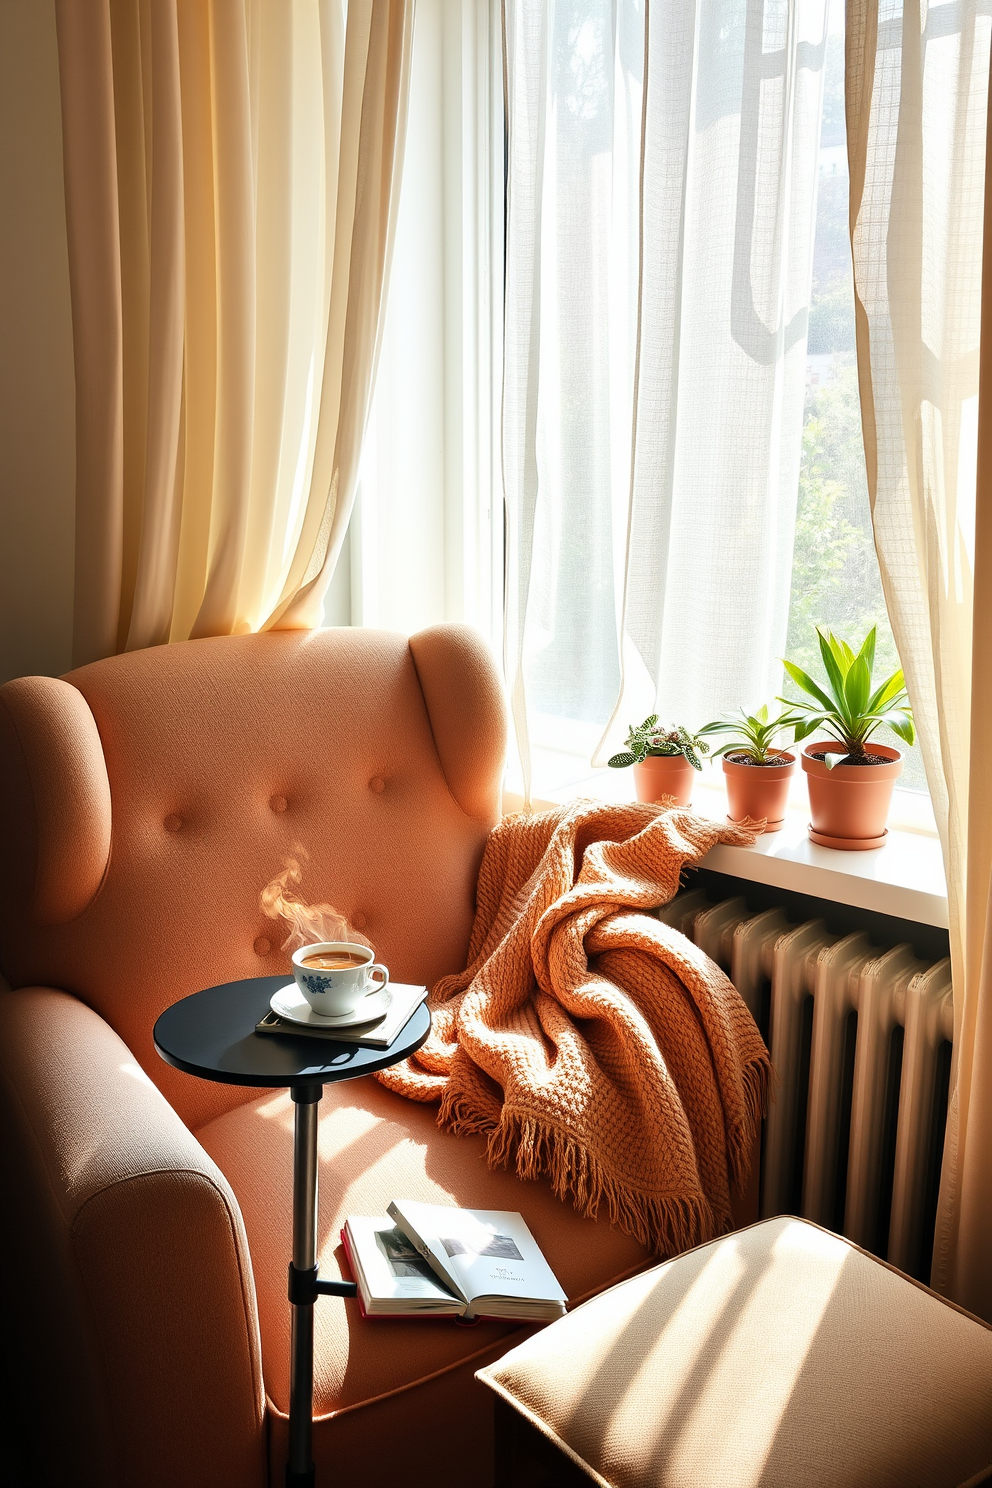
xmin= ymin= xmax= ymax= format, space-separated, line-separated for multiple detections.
xmin=325 ymin=0 xmax=503 ymax=644
xmin=845 ymin=0 xmax=991 ymax=1315
xmin=503 ymin=0 xmax=828 ymax=801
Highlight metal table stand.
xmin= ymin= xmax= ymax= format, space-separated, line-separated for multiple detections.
xmin=153 ymin=975 xmax=430 ymax=1488
xmin=285 ymin=1083 xmax=357 ymax=1488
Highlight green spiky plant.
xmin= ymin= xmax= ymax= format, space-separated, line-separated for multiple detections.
xmin=697 ymin=704 xmax=804 ymax=764
xmin=607 ymin=717 xmax=708 ymax=772
xmin=779 ymin=626 xmax=915 ymax=768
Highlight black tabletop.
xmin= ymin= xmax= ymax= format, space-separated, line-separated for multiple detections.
xmin=153 ymin=975 xmax=431 ymax=1089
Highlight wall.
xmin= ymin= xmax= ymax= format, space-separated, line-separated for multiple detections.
xmin=0 ymin=0 xmax=75 ymax=685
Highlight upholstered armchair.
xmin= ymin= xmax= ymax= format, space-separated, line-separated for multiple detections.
xmin=0 ymin=626 xmax=652 ymax=1488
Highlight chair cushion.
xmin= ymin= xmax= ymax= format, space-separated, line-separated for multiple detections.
xmin=476 ymin=1216 xmax=992 ymax=1488
xmin=197 ymin=1072 xmax=652 ymax=1488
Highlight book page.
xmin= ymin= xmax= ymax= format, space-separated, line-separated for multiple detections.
xmin=345 ymin=1216 xmax=462 ymax=1312
xmin=390 ymin=1202 xmax=567 ymax=1309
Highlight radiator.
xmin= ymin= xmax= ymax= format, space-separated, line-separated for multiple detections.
xmin=658 ymin=888 xmax=954 ymax=1279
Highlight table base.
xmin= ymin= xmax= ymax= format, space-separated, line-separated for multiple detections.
xmin=286 ymin=1084 xmax=358 ymax=1487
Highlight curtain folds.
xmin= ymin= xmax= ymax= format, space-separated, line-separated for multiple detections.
xmin=55 ymin=0 xmax=414 ymax=664
xmin=846 ymin=0 xmax=991 ymax=1317
xmin=502 ymin=0 xmax=827 ymax=801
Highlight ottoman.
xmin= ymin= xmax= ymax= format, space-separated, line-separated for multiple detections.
xmin=477 ymin=1216 xmax=992 ymax=1488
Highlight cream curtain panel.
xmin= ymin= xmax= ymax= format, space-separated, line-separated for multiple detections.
xmin=502 ymin=0 xmax=828 ymax=800
xmin=55 ymin=0 xmax=413 ymax=665
xmin=334 ymin=0 xmax=503 ymax=643
xmin=846 ymin=0 xmax=991 ymax=1317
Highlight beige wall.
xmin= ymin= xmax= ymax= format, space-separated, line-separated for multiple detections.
xmin=0 ymin=0 xmax=75 ymax=685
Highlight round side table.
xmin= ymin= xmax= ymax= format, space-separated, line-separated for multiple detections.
xmin=154 ymin=974 xmax=430 ymax=1488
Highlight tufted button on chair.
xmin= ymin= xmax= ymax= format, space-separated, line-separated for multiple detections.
xmin=0 ymin=626 xmax=653 ymax=1488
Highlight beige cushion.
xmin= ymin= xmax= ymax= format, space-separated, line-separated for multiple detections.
xmin=477 ymin=1216 xmax=992 ymax=1488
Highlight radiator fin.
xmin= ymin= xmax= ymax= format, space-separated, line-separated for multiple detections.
xmin=658 ymin=890 xmax=952 ymax=1278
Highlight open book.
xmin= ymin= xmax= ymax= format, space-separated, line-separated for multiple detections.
xmin=341 ymin=1201 xmax=567 ymax=1321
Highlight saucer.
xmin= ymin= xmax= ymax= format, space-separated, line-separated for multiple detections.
xmin=269 ymin=982 xmax=392 ymax=1029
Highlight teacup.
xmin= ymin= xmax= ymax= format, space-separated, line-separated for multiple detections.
xmin=292 ymin=941 xmax=390 ymax=1018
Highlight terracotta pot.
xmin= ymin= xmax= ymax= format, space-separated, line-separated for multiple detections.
xmin=800 ymin=740 xmax=903 ymax=849
xmin=722 ymin=751 xmax=796 ymax=833
xmin=633 ymin=754 xmax=696 ymax=807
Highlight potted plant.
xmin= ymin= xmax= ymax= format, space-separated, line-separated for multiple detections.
xmin=607 ymin=718 xmax=708 ymax=807
xmin=780 ymin=626 xmax=915 ymax=849
xmin=697 ymin=704 xmax=803 ymax=833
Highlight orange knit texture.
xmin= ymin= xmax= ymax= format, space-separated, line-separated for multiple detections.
xmin=377 ymin=800 xmax=771 ymax=1256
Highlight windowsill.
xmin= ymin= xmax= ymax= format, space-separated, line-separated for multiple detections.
xmin=502 ymin=761 xmax=948 ymax=930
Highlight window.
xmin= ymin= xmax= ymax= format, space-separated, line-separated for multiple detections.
xmin=337 ymin=0 xmax=933 ymax=827
xmin=785 ymin=11 xmax=927 ymax=794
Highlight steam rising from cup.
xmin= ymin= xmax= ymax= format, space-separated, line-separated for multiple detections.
xmin=260 ymin=852 xmax=372 ymax=954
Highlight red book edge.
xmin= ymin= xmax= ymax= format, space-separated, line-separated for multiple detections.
xmin=338 ymin=1228 xmax=370 ymax=1321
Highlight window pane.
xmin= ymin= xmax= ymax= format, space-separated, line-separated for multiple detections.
xmin=785 ymin=15 xmax=928 ymax=792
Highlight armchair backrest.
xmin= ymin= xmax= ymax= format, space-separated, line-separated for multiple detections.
xmin=0 ymin=625 xmax=506 ymax=1127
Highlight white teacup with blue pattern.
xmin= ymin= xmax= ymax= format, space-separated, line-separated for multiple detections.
xmin=292 ymin=941 xmax=389 ymax=1017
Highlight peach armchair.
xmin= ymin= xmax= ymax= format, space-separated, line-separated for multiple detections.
xmin=0 ymin=626 xmax=652 ymax=1488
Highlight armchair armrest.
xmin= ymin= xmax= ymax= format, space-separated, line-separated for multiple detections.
xmin=0 ymin=988 xmax=266 ymax=1488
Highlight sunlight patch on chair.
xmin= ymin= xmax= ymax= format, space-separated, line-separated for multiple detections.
xmin=253 ymin=1091 xmax=296 ymax=1127
xmin=316 ymin=1103 xmax=385 ymax=1157
xmin=119 ymin=1060 xmax=156 ymax=1089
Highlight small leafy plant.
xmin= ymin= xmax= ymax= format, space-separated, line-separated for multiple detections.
xmin=697 ymin=704 xmax=803 ymax=764
xmin=608 ymin=717 xmax=708 ymax=772
xmin=779 ymin=626 xmax=915 ymax=768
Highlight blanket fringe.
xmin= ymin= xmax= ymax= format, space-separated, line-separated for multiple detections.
xmin=483 ymin=1106 xmax=715 ymax=1257
xmin=728 ymin=1054 xmax=772 ymax=1192
xmin=439 ymin=1086 xmax=499 ymax=1138
xmin=440 ymin=1057 xmax=771 ymax=1252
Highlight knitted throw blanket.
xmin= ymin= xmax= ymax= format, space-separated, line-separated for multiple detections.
xmin=377 ymin=800 xmax=771 ymax=1256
